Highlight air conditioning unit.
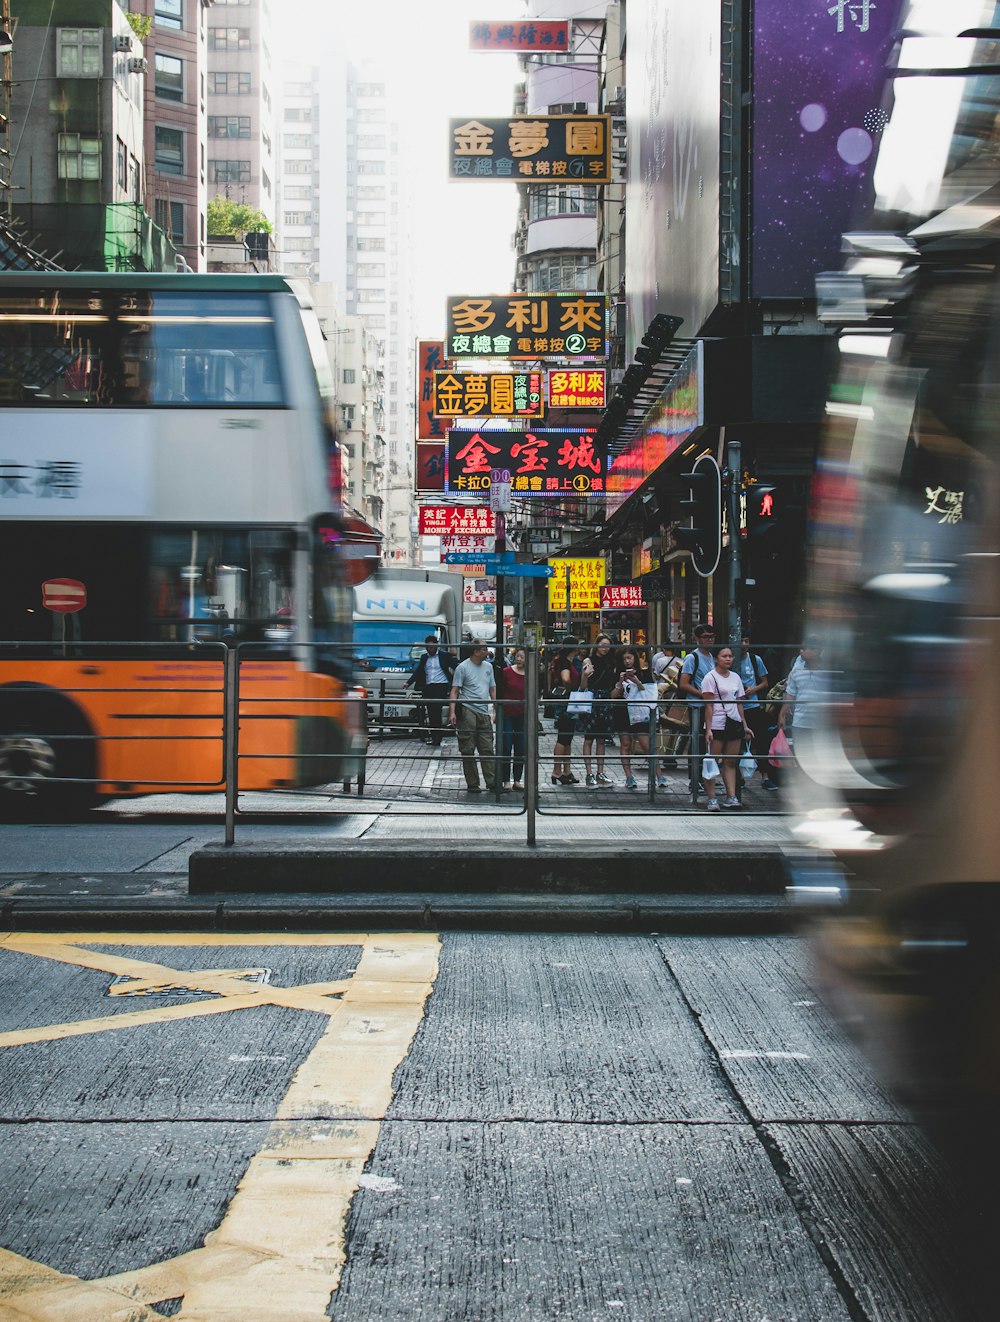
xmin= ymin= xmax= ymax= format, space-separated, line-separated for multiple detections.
xmin=127 ymin=56 xmax=148 ymax=74
xmin=114 ymin=34 xmax=133 ymax=53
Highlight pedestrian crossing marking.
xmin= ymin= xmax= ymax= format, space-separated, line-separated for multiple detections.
xmin=0 ymin=931 xmax=440 ymax=1321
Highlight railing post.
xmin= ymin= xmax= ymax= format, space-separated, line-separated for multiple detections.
xmin=690 ymin=699 xmax=703 ymax=807
xmin=647 ymin=705 xmax=656 ymax=801
xmin=525 ymin=646 xmax=538 ymax=845
xmin=223 ymin=639 xmax=239 ymax=847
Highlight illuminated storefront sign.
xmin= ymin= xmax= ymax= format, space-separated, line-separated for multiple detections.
xmin=547 ymin=558 xmax=606 ymax=612
xmin=469 ymin=20 xmax=569 ymax=52
xmin=446 ymin=294 xmax=608 ymax=361
xmin=446 ymin=428 xmax=606 ymax=495
xmin=433 ymin=370 xmax=543 ymax=419
xmin=416 ymin=340 xmax=447 ymax=441
xmin=415 ymin=442 xmax=446 ymax=492
xmin=548 ymin=368 xmax=607 ymax=409
xmin=605 ymin=342 xmax=704 ymax=518
xmin=449 ymin=116 xmax=611 ymax=183
xmin=602 ymin=585 xmax=645 ymax=609
xmin=418 ymin=505 xmax=495 ymax=536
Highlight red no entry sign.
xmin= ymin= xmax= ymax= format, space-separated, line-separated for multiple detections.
xmin=41 ymin=579 xmax=87 ymax=613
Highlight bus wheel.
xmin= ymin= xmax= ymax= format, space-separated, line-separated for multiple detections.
xmin=0 ymin=686 xmax=98 ymax=821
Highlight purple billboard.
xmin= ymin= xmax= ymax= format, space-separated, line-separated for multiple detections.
xmin=752 ymin=0 xmax=905 ymax=299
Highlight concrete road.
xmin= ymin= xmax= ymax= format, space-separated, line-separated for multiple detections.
xmin=0 ymin=931 xmax=986 ymax=1321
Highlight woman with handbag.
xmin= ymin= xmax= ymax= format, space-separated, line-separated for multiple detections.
xmin=701 ymin=644 xmax=754 ymax=810
xmin=611 ymin=646 xmax=657 ymax=789
xmin=580 ymin=633 xmax=617 ymax=787
xmin=548 ymin=638 xmax=582 ymax=785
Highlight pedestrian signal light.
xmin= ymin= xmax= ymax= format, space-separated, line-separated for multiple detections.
xmin=674 ymin=454 xmax=721 ymax=577
xmin=748 ymin=484 xmax=778 ymax=536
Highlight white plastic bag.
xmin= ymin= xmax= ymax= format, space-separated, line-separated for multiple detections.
xmin=739 ymin=742 xmax=757 ymax=780
xmin=566 ymin=689 xmax=593 ymax=715
xmin=702 ymin=756 xmax=720 ymax=779
xmin=626 ymin=680 xmax=659 ymax=726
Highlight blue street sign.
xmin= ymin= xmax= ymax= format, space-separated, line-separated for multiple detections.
xmin=480 ymin=559 xmax=554 ymax=578
xmin=443 ymin=550 xmax=515 ymax=565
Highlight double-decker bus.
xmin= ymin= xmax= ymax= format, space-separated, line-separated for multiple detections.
xmin=0 ymin=272 xmax=369 ymax=817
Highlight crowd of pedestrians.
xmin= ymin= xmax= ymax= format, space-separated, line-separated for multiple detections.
xmin=403 ymin=627 xmax=815 ymax=803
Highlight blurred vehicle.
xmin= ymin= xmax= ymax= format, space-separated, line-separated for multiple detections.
xmin=352 ymin=568 xmax=464 ymax=736
xmin=0 ymin=272 xmax=371 ymax=816
xmin=791 ymin=5 xmax=1000 ymax=1145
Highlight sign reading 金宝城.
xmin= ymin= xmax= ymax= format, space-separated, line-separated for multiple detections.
xmin=418 ymin=505 xmax=495 ymax=537
xmin=601 ymin=585 xmax=645 ymax=610
xmin=446 ymin=429 xmax=607 ymax=496
xmin=469 ymin=20 xmax=569 ymax=52
xmin=449 ymin=116 xmax=611 ymax=184
xmin=548 ymin=368 xmax=607 ymax=409
xmin=416 ymin=340 xmax=448 ymax=441
xmin=547 ymin=558 xmax=606 ymax=613
xmin=433 ymin=370 xmax=543 ymax=419
xmin=446 ymin=294 xmax=608 ymax=361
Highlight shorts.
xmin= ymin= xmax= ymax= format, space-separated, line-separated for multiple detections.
xmin=710 ymin=717 xmax=745 ymax=742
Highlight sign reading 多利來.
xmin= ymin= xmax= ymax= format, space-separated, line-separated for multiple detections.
xmin=547 ymin=558 xmax=606 ymax=613
xmin=433 ymin=370 xmax=543 ymax=419
xmin=548 ymin=368 xmax=607 ymax=409
xmin=449 ymin=116 xmax=611 ymax=184
xmin=446 ymin=429 xmax=607 ymax=496
xmin=446 ymin=294 xmax=608 ymax=361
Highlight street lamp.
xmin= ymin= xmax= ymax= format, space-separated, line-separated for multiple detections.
xmin=0 ymin=29 xmax=12 ymax=55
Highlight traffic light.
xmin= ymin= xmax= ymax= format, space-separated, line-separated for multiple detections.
xmin=674 ymin=454 xmax=721 ymax=577
xmin=747 ymin=483 xmax=778 ymax=537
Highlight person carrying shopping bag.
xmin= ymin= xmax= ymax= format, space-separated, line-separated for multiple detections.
xmin=701 ymin=644 xmax=754 ymax=811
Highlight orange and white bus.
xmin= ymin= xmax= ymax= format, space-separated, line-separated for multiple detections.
xmin=0 ymin=272 xmax=370 ymax=817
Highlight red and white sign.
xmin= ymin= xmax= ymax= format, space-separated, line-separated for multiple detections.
xmin=419 ymin=504 xmax=494 ymax=536
xmin=464 ymin=579 xmax=496 ymax=605
xmin=601 ymin=585 xmax=645 ymax=610
xmin=41 ymin=578 xmax=87 ymax=613
xmin=441 ymin=534 xmax=493 ymax=551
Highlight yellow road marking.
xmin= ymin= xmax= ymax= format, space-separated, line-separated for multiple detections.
xmin=0 ymin=931 xmax=441 ymax=1321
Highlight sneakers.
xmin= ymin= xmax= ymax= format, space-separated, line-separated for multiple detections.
xmin=512 ymin=781 xmax=524 ymax=792
xmin=762 ymin=777 xmax=779 ymax=791
xmin=596 ymin=772 xmax=613 ymax=785
xmin=585 ymin=773 xmax=597 ymax=787
xmin=722 ymin=795 xmax=741 ymax=809
xmin=625 ymin=776 xmax=638 ymax=790
xmin=705 ymin=797 xmax=721 ymax=811
xmin=656 ymin=775 xmax=669 ymax=789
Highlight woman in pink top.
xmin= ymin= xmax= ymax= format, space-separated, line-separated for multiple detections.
xmin=701 ymin=644 xmax=753 ymax=810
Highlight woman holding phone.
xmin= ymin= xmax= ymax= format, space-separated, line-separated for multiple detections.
xmin=611 ymin=646 xmax=655 ymax=789
xmin=701 ymin=644 xmax=753 ymax=810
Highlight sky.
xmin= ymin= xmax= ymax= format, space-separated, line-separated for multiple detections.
xmin=280 ymin=0 xmax=529 ymax=335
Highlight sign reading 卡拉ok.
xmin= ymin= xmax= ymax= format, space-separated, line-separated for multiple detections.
xmin=446 ymin=428 xmax=606 ymax=496
xmin=446 ymin=294 xmax=608 ymax=362
xmin=449 ymin=116 xmax=611 ymax=184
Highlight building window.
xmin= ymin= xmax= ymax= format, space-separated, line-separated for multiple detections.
xmin=521 ymin=251 xmax=595 ymax=292
xmin=358 ymin=263 xmax=386 ymax=277
xmin=56 ymin=28 xmax=102 ymax=77
xmin=356 ymin=137 xmax=386 ymax=152
xmin=284 ymin=237 xmax=313 ymax=252
xmin=284 ymin=160 xmax=311 ymax=174
xmin=527 ymin=184 xmax=597 ymax=222
xmin=284 ymin=211 xmax=313 ymax=226
xmin=343 ymin=369 xmax=356 ymax=384
xmin=57 ymin=133 xmax=101 ymax=180
xmin=284 ymin=107 xmax=312 ymax=122
xmin=155 ymin=126 xmax=184 ymax=175
xmin=283 ymin=185 xmax=311 ymax=201
xmin=155 ymin=54 xmax=184 ymax=102
xmin=212 ymin=72 xmax=251 ymax=95
xmin=262 ymin=130 xmax=271 ymax=155
xmin=356 ymin=237 xmax=385 ymax=252
xmin=356 ymin=160 xmax=385 ymax=175
xmin=283 ymin=134 xmax=310 ymax=150
xmin=130 ymin=155 xmax=141 ymax=201
xmin=116 ymin=137 xmax=128 ymax=191
xmin=262 ymin=169 xmax=271 ymax=196
xmin=209 ymin=28 xmax=250 ymax=50
xmin=155 ymin=198 xmax=185 ymax=243
xmin=356 ymin=289 xmax=383 ymax=303
xmin=356 ymin=83 xmax=385 ymax=97
xmin=210 ymin=159 xmax=250 ymax=183
xmin=208 ymin=115 xmax=251 ymax=139
xmin=356 ymin=108 xmax=385 ymax=123
xmin=155 ymin=0 xmax=183 ymax=29
xmin=356 ymin=212 xmax=385 ymax=226
xmin=262 ymin=84 xmax=271 ymax=111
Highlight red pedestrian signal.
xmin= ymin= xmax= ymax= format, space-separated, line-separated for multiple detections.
xmin=748 ymin=484 xmax=778 ymax=537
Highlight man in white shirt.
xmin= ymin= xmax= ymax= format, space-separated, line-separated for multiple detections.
xmin=449 ymin=643 xmax=498 ymax=792
xmin=408 ymin=635 xmax=457 ymax=745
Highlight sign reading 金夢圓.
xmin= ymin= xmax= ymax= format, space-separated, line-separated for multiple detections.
xmin=548 ymin=368 xmax=607 ymax=409
xmin=547 ymin=557 xmax=606 ymax=613
xmin=418 ymin=505 xmax=495 ymax=537
xmin=446 ymin=294 xmax=608 ymax=361
xmin=433 ymin=370 xmax=543 ymax=419
xmin=449 ymin=116 xmax=611 ymax=184
xmin=469 ymin=20 xmax=569 ymax=52
xmin=446 ymin=429 xmax=606 ymax=496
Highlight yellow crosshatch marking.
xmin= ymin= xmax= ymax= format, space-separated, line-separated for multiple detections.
xmin=0 ymin=930 xmax=441 ymax=1321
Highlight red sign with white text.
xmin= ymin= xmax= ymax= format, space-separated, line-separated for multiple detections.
xmin=601 ymin=585 xmax=645 ymax=610
xmin=415 ymin=442 xmax=446 ymax=491
xmin=419 ymin=505 xmax=495 ymax=536
xmin=41 ymin=579 xmax=87 ymax=613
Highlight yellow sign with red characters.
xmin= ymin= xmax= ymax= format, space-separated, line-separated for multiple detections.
xmin=547 ymin=557 xmax=606 ymax=612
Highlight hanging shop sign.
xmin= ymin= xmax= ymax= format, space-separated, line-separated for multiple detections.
xmin=446 ymin=428 xmax=606 ymax=496
xmin=418 ymin=505 xmax=495 ymax=536
xmin=449 ymin=115 xmax=611 ymax=184
xmin=548 ymin=368 xmax=607 ymax=409
xmin=433 ymin=370 xmax=543 ymax=419
xmin=446 ymin=293 xmax=608 ymax=362
xmin=469 ymin=20 xmax=569 ymax=52
xmin=547 ymin=558 xmax=606 ymax=613
xmin=415 ymin=340 xmax=448 ymax=441
xmin=601 ymin=585 xmax=645 ymax=609
xmin=415 ymin=442 xmax=446 ymax=492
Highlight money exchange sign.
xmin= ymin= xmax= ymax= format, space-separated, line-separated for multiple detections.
xmin=433 ymin=370 xmax=543 ymax=419
xmin=548 ymin=368 xmax=607 ymax=409
xmin=418 ymin=505 xmax=495 ymax=536
xmin=449 ymin=116 xmax=611 ymax=183
xmin=446 ymin=294 xmax=608 ymax=361
xmin=446 ymin=428 xmax=606 ymax=496
xmin=547 ymin=557 xmax=606 ymax=612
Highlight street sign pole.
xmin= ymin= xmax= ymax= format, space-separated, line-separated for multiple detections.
xmin=725 ymin=436 xmax=743 ymax=644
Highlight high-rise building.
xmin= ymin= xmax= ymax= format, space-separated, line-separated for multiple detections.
xmin=278 ymin=64 xmax=319 ymax=281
